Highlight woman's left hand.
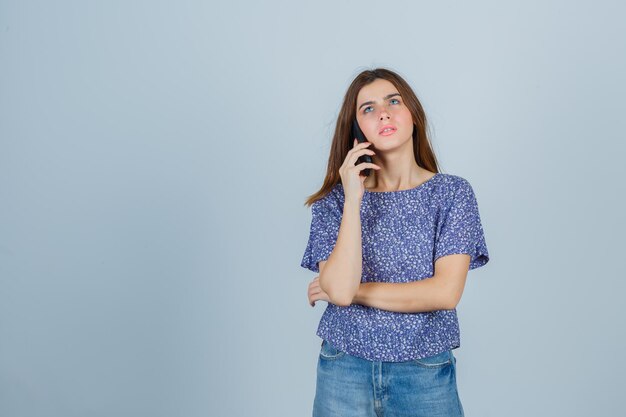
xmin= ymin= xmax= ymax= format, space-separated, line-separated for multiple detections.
xmin=308 ymin=276 xmax=330 ymax=307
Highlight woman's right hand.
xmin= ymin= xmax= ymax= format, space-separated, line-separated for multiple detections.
xmin=339 ymin=138 xmax=381 ymax=204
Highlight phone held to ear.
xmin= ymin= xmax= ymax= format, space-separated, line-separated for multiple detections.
xmin=352 ymin=119 xmax=372 ymax=177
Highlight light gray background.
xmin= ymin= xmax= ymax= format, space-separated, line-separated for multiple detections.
xmin=1 ymin=1 xmax=625 ymax=416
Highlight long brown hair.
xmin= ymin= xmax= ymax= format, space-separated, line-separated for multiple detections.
xmin=304 ymin=67 xmax=441 ymax=207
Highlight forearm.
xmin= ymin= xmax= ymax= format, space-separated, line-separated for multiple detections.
xmin=352 ymin=276 xmax=452 ymax=313
xmin=319 ymin=199 xmax=362 ymax=306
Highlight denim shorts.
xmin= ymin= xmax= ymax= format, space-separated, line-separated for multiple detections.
xmin=313 ymin=339 xmax=464 ymax=417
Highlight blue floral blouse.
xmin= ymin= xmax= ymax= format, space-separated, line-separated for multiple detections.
xmin=300 ymin=173 xmax=490 ymax=362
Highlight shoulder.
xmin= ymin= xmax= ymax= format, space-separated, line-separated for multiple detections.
xmin=327 ymin=183 xmax=345 ymax=205
xmin=431 ymin=174 xmax=481 ymax=213
xmin=312 ymin=183 xmax=344 ymax=213
xmin=434 ymin=173 xmax=473 ymax=196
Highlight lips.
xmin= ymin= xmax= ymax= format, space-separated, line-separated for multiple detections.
xmin=379 ymin=125 xmax=397 ymax=135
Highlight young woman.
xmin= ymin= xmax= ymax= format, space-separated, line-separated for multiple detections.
xmin=300 ymin=68 xmax=490 ymax=417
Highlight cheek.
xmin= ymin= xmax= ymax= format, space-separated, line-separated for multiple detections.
xmin=401 ymin=114 xmax=415 ymax=131
xmin=361 ymin=118 xmax=379 ymax=135
xmin=396 ymin=108 xmax=412 ymax=122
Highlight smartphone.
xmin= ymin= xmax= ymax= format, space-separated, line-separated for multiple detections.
xmin=352 ymin=119 xmax=373 ymax=177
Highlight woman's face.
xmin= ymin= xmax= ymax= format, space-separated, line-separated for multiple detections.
xmin=355 ymin=78 xmax=414 ymax=151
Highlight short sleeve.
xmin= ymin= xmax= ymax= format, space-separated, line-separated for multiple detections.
xmin=300 ymin=193 xmax=342 ymax=273
xmin=434 ymin=179 xmax=490 ymax=270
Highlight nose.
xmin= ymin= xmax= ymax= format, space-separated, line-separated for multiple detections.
xmin=379 ymin=110 xmax=390 ymax=120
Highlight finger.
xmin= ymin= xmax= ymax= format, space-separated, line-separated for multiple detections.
xmin=353 ymin=162 xmax=381 ymax=173
xmin=352 ymin=148 xmax=376 ymax=158
xmin=342 ymin=142 xmax=372 ymax=170
xmin=348 ymin=141 xmax=372 ymax=156
xmin=353 ymin=137 xmax=369 ymax=146
xmin=347 ymin=148 xmax=376 ymax=167
xmin=350 ymin=141 xmax=372 ymax=150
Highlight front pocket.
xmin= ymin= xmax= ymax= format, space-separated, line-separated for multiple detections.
xmin=413 ymin=349 xmax=453 ymax=368
xmin=319 ymin=339 xmax=346 ymax=360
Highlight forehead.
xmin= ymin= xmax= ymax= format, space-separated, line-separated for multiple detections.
xmin=356 ymin=79 xmax=399 ymax=103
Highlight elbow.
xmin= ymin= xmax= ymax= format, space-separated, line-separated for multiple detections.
xmin=329 ymin=292 xmax=353 ymax=307
xmin=324 ymin=286 xmax=354 ymax=307
xmin=319 ymin=276 xmax=354 ymax=307
xmin=443 ymin=294 xmax=461 ymax=310
xmin=433 ymin=275 xmax=463 ymax=310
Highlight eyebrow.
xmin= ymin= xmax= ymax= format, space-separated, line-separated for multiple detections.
xmin=358 ymin=93 xmax=401 ymax=111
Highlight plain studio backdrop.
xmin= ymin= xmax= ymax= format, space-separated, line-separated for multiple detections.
xmin=1 ymin=1 xmax=625 ymax=416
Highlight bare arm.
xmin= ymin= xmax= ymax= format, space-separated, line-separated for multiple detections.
xmin=318 ymin=199 xmax=363 ymax=307
xmin=352 ymin=254 xmax=470 ymax=312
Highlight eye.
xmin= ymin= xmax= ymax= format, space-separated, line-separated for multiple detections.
xmin=363 ymin=98 xmax=400 ymax=114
